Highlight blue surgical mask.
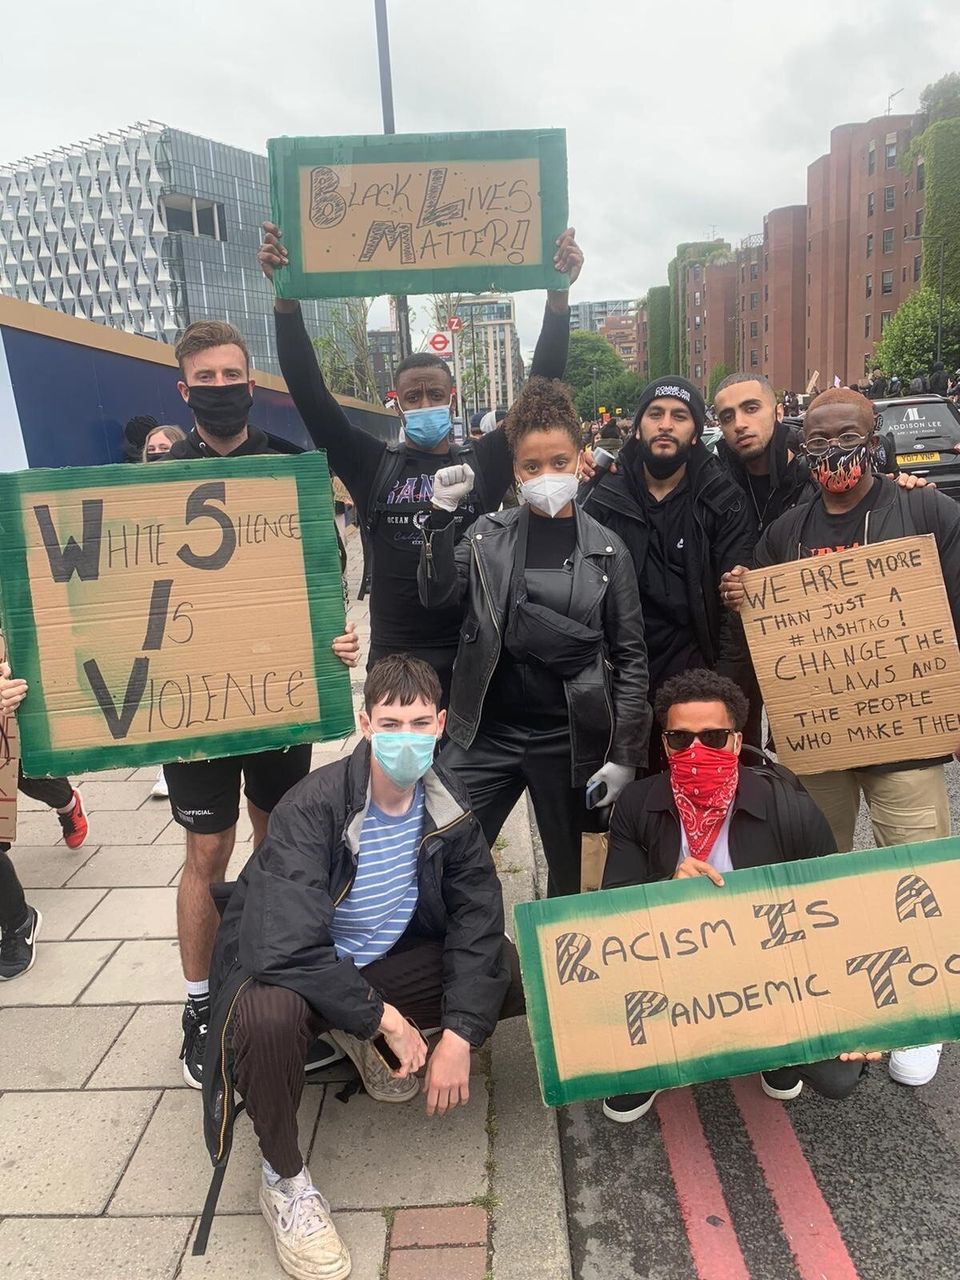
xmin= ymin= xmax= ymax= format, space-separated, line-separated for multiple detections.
xmin=403 ymin=405 xmax=451 ymax=448
xmin=372 ymin=731 xmax=437 ymax=787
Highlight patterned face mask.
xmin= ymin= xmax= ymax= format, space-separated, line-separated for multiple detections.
xmin=810 ymin=441 xmax=870 ymax=493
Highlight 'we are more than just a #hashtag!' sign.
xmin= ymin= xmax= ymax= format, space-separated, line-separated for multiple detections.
xmin=268 ymin=128 xmax=569 ymax=300
xmin=740 ymin=536 xmax=960 ymax=775
xmin=0 ymin=455 xmax=355 ymax=776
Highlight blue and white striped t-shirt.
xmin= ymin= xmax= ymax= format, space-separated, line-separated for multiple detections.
xmin=330 ymin=784 xmax=424 ymax=968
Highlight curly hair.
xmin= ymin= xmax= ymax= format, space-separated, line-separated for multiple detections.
xmin=654 ymin=669 xmax=749 ymax=730
xmin=504 ymin=376 xmax=581 ymax=454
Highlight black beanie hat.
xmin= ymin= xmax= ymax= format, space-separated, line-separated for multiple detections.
xmin=632 ymin=376 xmax=706 ymax=438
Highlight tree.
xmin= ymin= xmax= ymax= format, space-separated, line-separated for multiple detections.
xmin=707 ymin=362 xmax=734 ymax=403
xmin=919 ymin=72 xmax=960 ymax=126
xmin=873 ymin=287 xmax=960 ymax=379
xmin=311 ymin=298 xmax=380 ymax=402
xmin=565 ymin=330 xmax=625 ymax=418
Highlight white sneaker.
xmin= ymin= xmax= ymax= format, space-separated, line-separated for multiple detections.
xmin=888 ymin=1044 xmax=943 ymax=1087
xmin=327 ymin=1028 xmax=420 ymax=1103
xmin=260 ymin=1166 xmax=351 ymax=1280
xmin=151 ymin=768 xmax=168 ymax=799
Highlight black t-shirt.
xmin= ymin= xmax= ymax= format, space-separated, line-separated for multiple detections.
xmin=485 ymin=513 xmax=577 ymax=728
xmin=637 ymin=480 xmax=701 ymax=685
xmin=371 ymin=450 xmax=481 ymax=649
xmin=799 ymin=480 xmax=882 ymax=557
xmin=745 ymin=472 xmax=773 ymax=528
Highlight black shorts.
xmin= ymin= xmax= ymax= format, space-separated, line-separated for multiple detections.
xmin=163 ymin=745 xmax=313 ymax=835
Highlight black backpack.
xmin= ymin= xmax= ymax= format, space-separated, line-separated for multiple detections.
xmin=738 ymin=744 xmax=817 ymax=852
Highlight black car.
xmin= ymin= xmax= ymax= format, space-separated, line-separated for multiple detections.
xmin=874 ymin=396 xmax=960 ymax=500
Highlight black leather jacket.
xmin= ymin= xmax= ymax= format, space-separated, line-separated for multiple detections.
xmin=418 ymin=505 xmax=652 ymax=782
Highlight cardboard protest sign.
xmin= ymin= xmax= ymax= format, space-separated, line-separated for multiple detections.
xmin=740 ymin=535 xmax=960 ymax=774
xmin=0 ymin=631 xmax=17 ymax=842
xmin=515 ymin=837 xmax=960 ymax=1107
xmin=0 ymin=455 xmax=355 ymax=776
xmin=268 ymin=129 xmax=569 ymax=299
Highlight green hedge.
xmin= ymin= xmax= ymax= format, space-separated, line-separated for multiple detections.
xmin=917 ymin=117 xmax=960 ymax=302
xmin=647 ymin=286 xmax=671 ymax=381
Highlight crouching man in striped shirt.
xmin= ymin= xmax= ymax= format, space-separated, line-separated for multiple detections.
xmin=201 ymin=654 xmax=524 ymax=1280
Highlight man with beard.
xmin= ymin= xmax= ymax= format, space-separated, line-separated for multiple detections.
xmin=722 ymin=388 xmax=960 ymax=1087
xmin=713 ymin=374 xmax=814 ymax=535
xmin=161 ymin=320 xmax=361 ymax=1088
xmin=582 ymin=376 xmax=755 ymax=768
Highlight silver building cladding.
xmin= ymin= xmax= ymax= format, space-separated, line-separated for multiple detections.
xmin=0 ymin=121 xmax=345 ymax=375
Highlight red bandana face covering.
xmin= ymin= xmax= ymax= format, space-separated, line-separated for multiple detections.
xmin=668 ymin=741 xmax=740 ymax=861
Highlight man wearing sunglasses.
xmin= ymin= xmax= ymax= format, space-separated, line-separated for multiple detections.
xmin=721 ymin=387 xmax=960 ymax=1087
xmin=599 ymin=668 xmax=877 ymax=1123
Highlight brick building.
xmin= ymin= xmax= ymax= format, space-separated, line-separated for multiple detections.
xmin=683 ymin=256 xmax=737 ymax=400
xmin=760 ymin=206 xmax=807 ymax=395
xmin=806 ymin=114 xmax=925 ymax=387
xmin=598 ymin=303 xmax=648 ymax=376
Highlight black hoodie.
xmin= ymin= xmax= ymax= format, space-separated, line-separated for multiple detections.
xmin=716 ymin=419 xmax=816 ymax=534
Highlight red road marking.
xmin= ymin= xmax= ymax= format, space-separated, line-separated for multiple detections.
xmin=656 ymin=1089 xmax=751 ymax=1280
xmin=731 ymin=1077 xmax=860 ymax=1280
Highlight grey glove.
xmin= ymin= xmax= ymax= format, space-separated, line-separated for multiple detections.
xmin=586 ymin=762 xmax=636 ymax=808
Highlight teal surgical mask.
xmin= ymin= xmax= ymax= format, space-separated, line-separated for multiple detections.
xmin=372 ymin=731 xmax=437 ymax=787
xmin=403 ymin=405 xmax=451 ymax=448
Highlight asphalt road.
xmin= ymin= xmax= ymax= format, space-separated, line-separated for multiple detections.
xmin=561 ymin=761 xmax=960 ymax=1280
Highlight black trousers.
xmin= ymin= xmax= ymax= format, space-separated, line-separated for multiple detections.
xmin=440 ymin=721 xmax=588 ymax=898
xmin=0 ymin=849 xmax=27 ymax=932
xmin=232 ymin=935 xmax=525 ymax=1177
xmin=15 ymin=766 xmax=73 ymax=810
xmin=367 ymin=643 xmax=457 ymax=709
xmin=0 ymin=768 xmax=72 ymax=930
xmin=782 ymin=1058 xmax=866 ymax=1100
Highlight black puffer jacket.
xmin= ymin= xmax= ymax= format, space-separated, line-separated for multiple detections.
xmin=418 ymin=504 xmax=652 ymax=781
xmin=583 ymin=439 xmax=756 ymax=672
xmin=202 ymin=741 xmax=508 ymax=1167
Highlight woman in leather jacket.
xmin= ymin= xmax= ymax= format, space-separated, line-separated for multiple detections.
xmin=418 ymin=377 xmax=651 ymax=896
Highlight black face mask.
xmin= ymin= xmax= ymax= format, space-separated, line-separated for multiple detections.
xmin=636 ymin=435 xmax=694 ymax=479
xmin=145 ymin=452 xmax=166 ymax=461
xmin=187 ymin=383 xmax=253 ymax=438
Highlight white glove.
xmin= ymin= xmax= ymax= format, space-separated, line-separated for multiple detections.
xmin=432 ymin=463 xmax=475 ymax=512
xmin=586 ymin=762 xmax=635 ymax=808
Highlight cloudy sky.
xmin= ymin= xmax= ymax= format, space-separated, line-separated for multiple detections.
xmin=2 ymin=0 xmax=958 ymax=358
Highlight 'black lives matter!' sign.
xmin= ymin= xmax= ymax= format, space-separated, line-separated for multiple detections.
xmin=0 ymin=455 xmax=354 ymax=775
xmin=268 ymin=129 xmax=569 ymax=300
xmin=515 ymin=838 xmax=960 ymax=1106
xmin=740 ymin=536 xmax=960 ymax=774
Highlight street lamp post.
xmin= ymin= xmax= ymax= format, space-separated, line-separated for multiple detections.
xmin=592 ymin=365 xmax=598 ymax=421
xmin=373 ymin=0 xmax=412 ymax=360
xmin=906 ymin=233 xmax=946 ymax=366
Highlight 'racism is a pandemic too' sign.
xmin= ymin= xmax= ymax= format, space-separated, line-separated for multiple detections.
xmin=515 ymin=839 xmax=960 ymax=1106
xmin=0 ymin=454 xmax=355 ymax=776
xmin=268 ymin=129 xmax=569 ymax=300
xmin=740 ymin=536 xmax=960 ymax=774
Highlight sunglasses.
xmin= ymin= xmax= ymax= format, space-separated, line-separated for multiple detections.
xmin=662 ymin=729 xmax=735 ymax=751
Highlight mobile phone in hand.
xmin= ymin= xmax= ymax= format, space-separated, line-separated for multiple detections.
xmin=585 ymin=778 xmax=608 ymax=810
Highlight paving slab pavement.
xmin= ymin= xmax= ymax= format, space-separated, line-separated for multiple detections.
xmin=0 ymin=527 xmax=572 ymax=1279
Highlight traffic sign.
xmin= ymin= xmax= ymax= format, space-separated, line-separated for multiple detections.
xmin=445 ymin=317 xmax=463 ymax=332
xmin=427 ymin=332 xmax=452 ymax=356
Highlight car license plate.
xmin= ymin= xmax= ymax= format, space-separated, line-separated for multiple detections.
xmin=898 ymin=452 xmax=941 ymax=464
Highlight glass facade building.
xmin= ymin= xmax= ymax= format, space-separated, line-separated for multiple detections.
xmin=0 ymin=122 xmax=346 ymax=375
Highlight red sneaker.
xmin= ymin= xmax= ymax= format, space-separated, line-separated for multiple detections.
xmin=58 ymin=790 xmax=89 ymax=850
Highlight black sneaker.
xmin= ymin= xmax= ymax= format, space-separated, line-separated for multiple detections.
xmin=760 ymin=1067 xmax=803 ymax=1100
xmin=602 ymin=1090 xmax=661 ymax=1123
xmin=180 ymin=999 xmax=209 ymax=1090
xmin=305 ymin=1035 xmax=346 ymax=1073
xmin=0 ymin=906 xmax=42 ymax=980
